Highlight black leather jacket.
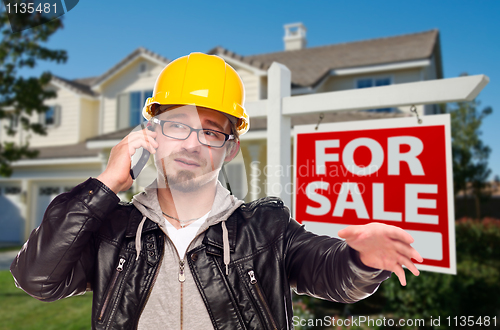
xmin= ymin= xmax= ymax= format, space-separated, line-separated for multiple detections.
xmin=11 ymin=178 xmax=390 ymax=329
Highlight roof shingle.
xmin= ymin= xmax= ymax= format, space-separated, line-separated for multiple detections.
xmin=210 ymin=29 xmax=440 ymax=87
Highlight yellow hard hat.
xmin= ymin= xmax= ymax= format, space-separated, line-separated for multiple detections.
xmin=143 ymin=52 xmax=249 ymax=135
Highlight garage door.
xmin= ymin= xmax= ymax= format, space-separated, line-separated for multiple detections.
xmin=35 ymin=185 xmax=74 ymax=227
xmin=0 ymin=185 xmax=23 ymax=243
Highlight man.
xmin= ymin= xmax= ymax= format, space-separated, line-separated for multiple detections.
xmin=11 ymin=53 xmax=422 ymax=329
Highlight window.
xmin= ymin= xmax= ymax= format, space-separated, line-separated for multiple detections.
xmin=356 ymin=77 xmax=391 ymax=89
xmin=45 ymin=106 xmax=55 ymax=125
xmin=9 ymin=114 xmax=19 ymax=132
xmin=40 ymin=105 xmax=61 ymax=127
xmin=5 ymin=186 xmax=21 ymax=195
xmin=130 ymin=91 xmax=142 ymax=127
xmin=356 ymin=77 xmax=393 ymax=112
xmin=117 ymin=90 xmax=154 ymax=129
xmin=39 ymin=187 xmax=60 ymax=195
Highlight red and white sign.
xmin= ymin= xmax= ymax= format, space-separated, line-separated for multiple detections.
xmin=293 ymin=115 xmax=456 ymax=274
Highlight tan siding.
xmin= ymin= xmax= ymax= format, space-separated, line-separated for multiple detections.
xmin=236 ymin=68 xmax=259 ymax=102
xmin=102 ymin=93 xmax=117 ymax=134
xmin=29 ymin=87 xmax=81 ymax=147
xmin=101 ymin=59 xmax=164 ymax=134
xmin=318 ymin=68 xmax=423 ymax=93
xmin=393 ymin=69 xmax=421 ymax=84
xmin=0 ymin=117 xmax=22 ymax=145
xmin=79 ymin=98 xmax=99 ymax=141
xmin=317 ymin=69 xmax=425 ymax=115
xmin=424 ymin=55 xmax=438 ymax=80
xmin=260 ymin=77 xmax=268 ymax=100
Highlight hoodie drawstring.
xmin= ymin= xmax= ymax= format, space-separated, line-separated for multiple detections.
xmin=135 ymin=216 xmax=147 ymax=261
xmin=221 ymin=220 xmax=230 ymax=275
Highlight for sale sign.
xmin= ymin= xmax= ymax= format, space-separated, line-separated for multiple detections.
xmin=293 ymin=115 xmax=456 ymax=274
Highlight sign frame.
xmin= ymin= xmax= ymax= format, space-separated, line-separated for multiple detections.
xmin=293 ymin=114 xmax=456 ymax=274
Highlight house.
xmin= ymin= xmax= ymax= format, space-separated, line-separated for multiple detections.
xmin=0 ymin=24 xmax=443 ymax=243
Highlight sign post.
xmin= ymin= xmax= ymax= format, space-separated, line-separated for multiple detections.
xmin=293 ymin=114 xmax=456 ymax=274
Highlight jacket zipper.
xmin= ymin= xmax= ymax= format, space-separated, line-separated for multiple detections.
xmin=134 ymin=230 xmax=203 ymax=330
xmin=98 ymin=257 xmax=126 ymax=322
xmin=179 ymin=259 xmax=185 ymax=330
xmin=134 ymin=235 xmax=187 ymax=330
xmin=248 ymin=270 xmax=278 ymax=330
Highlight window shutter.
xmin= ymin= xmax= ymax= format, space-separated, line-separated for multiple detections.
xmin=54 ymin=105 xmax=62 ymax=127
xmin=117 ymin=93 xmax=130 ymax=130
xmin=39 ymin=111 xmax=45 ymax=125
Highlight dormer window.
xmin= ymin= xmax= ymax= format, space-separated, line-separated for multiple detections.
xmin=356 ymin=77 xmax=393 ymax=112
xmin=356 ymin=77 xmax=391 ymax=89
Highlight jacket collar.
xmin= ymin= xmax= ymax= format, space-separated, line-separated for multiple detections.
xmin=125 ymin=202 xmax=240 ymax=254
xmin=125 ymin=207 xmax=159 ymax=238
xmin=203 ymin=211 xmax=238 ymax=254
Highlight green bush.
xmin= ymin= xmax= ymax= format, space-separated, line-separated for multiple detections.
xmin=384 ymin=219 xmax=499 ymax=313
xmin=293 ymin=219 xmax=500 ymax=329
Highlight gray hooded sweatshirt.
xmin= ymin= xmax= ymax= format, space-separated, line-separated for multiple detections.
xmin=132 ymin=179 xmax=243 ymax=330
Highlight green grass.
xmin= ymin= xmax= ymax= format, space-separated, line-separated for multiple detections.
xmin=0 ymin=245 xmax=22 ymax=253
xmin=0 ymin=270 xmax=92 ymax=329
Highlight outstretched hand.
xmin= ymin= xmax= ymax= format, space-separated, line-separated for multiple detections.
xmin=338 ymin=223 xmax=423 ymax=286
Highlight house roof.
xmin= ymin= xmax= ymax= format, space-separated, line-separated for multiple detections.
xmin=209 ymin=29 xmax=441 ymax=87
xmin=87 ymin=127 xmax=132 ymax=142
xmin=51 ymin=75 xmax=99 ymax=97
xmin=92 ymin=47 xmax=170 ymax=87
xmin=31 ymin=141 xmax=100 ymax=159
xmin=50 ymin=47 xmax=170 ymax=98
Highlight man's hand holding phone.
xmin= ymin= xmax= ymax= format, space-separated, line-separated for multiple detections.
xmin=96 ymin=125 xmax=158 ymax=194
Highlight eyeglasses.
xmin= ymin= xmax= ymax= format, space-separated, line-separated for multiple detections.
xmin=152 ymin=118 xmax=234 ymax=148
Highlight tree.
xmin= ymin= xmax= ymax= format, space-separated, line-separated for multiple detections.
xmin=448 ymin=95 xmax=492 ymax=219
xmin=0 ymin=7 xmax=67 ymax=177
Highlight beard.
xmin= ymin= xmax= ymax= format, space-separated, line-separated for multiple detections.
xmin=158 ymin=152 xmax=218 ymax=193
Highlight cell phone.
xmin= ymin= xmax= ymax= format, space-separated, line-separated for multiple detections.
xmin=130 ymin=123 xmax=154 ymax=180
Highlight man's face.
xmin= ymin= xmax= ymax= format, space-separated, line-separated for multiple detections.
xmin=153 ymin=105 xmax=235 ymax=192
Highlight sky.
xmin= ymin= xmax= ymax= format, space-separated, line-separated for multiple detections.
xmin=8 ymin=0 xmax=500 ymax=179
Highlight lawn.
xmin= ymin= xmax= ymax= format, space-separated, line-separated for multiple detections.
xmin=0 ymin=270 xmax=92 ymax=330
